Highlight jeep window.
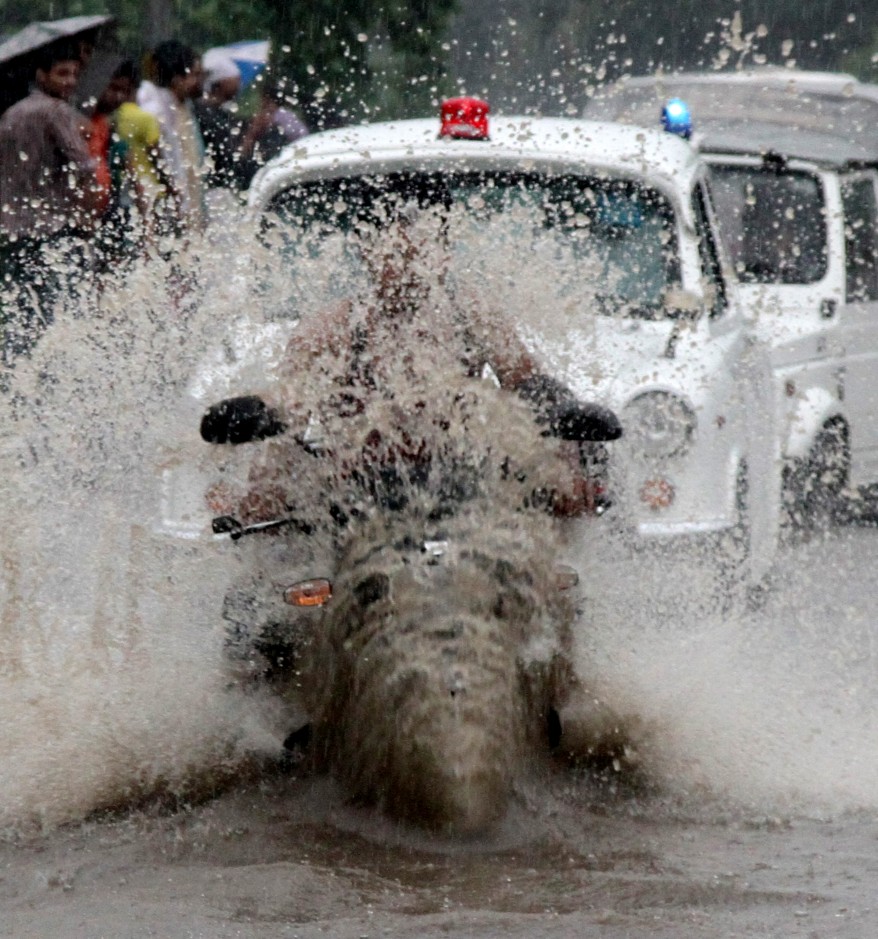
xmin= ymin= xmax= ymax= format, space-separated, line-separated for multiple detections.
xmin=265 ymin=171 xmax=682 ymax=319
xmin=840 ymin=176 xmax=878 ymax=303
xmin=707 ymin=166 xmax=827 ymax=285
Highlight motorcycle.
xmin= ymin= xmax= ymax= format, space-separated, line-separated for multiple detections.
xmin=202 ymin=369 xmax=628 ymax=834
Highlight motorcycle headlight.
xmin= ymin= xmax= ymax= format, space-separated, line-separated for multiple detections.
xmin=624 ymin=392 xmax=696 ymax=459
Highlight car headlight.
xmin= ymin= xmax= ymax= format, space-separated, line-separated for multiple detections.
xmin=624 ymin=392 xmax=697 ymax=459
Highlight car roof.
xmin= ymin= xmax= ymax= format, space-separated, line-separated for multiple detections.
xmin=247 ymin=115 xmax=705 ymax=216
xmin=583 ymin=69 xmax=878 ymax=169
xmin=694 ymin=120 xmax=876 ymax=168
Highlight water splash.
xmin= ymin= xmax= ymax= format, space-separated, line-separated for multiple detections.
xmin=572 ymin=525 xmax=878 ymax=818
xmin=2 ymin=203 xmax=878 ymax=838
xmin=0 ymin=222 xmax=294 ymax=834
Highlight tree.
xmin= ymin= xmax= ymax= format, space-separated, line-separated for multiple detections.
xmin=264 ymin=0 xmax=458 ymax=125
xmin=0 ymin=0 xmax=458 ymax=123
xmin=3 ymin=0 xmax=876 ymax=122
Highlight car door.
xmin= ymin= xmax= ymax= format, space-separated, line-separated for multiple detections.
xmin=837 ymin=170 xmax=878 ymax=488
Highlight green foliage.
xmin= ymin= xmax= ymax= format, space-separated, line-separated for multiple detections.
xmin=0 ymin=0 xmax=458 ymax=122
xmin=449 ymin=0 xmax=878 ymax=114
xmin=266 ymin=0 xmax=458 ymax=124
xmin=260 ymin=0 xmax=372 ymax=123
xmin=841 ymin=28 xmax=878 ymax=81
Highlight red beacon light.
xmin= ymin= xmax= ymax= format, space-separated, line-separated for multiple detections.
xmin=439 ymin=97 xmax=490 ymax=140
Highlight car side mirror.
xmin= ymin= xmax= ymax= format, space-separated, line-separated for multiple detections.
xmin=200 ymin=395 xmax=287 ymax=444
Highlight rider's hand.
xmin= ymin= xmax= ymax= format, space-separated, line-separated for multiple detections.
xmin=549 ymin=442 xmax=596 ymax=518
xmin=551 ymin=475 xmax=597 ymax=517
xmin=237 ymin=483 xmax=290 ymax=526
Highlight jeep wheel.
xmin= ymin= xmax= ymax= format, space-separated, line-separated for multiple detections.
xmin=785 ymin=419 xmax=850 ymax=529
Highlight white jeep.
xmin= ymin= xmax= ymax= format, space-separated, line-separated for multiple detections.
xmin=159 ymin=101 xmax=781 ymax=587
xmin=586 ymin=70 xmax=878 ymax=524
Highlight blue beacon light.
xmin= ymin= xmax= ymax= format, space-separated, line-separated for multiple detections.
xmin=661 ymin=98 xmax=693 ymax=139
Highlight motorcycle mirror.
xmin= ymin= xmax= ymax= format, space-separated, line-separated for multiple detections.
xmin=549 ymin=401 xmax=623 ymax=442
xmin=200 ymin=395 xmax=287 ymax=445
xmin=517 ymin=373 xmax=622 ymax=442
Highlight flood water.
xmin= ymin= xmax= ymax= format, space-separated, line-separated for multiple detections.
xmin=2 ymin=224 xmax=878 ymax=938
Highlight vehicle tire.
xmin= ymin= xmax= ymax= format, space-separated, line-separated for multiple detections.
xmin=784 ymin=419 xmax=850 ymax=530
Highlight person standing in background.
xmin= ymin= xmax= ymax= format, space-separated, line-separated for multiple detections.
xmin=139 ymin=40 xmax=206 ymax=235
xmin=0 ymin=40 xmax=103 ymax=364
xmin=195 ymin=48 xmax=243 ymax=190
xmin=110 ymin=60 xmax=177 ymax=248
xmin=84 ymin=91 xmax=113 ymax=224
xmin=236 ymin=77 xmax=309 ymax=187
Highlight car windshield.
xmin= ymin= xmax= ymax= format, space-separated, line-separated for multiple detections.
xmin=263 ymin=171 xmax=682 ymax=320
xmin=707 ymin=165 xmax=828 ymax=285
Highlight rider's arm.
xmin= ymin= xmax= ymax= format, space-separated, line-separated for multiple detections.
xmin=463 ymin=304 xmax=538 ymax=389
xmin=200 ymin=303 xmax=355 ymax=446
xmin=468 ymin=304 xmax=621 ymax=442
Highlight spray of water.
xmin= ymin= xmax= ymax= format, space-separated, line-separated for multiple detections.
xmin=2 ymin=200 xmax=878 ymax=838
xmin=0 ymin=223 xmax=295 ymax=834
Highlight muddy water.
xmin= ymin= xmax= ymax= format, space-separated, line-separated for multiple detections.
xmin=2 ymin=226 xmax=878 ymax=937
xmin=4 ymin=521 xmax=878 ymax=939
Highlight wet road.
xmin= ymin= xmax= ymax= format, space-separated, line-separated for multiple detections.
xmin=3 ymin=522 xmax=878 ymax=938
xmin=2 ymin=770 xmax=876 ymax=939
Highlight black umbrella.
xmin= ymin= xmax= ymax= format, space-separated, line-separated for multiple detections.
xmin=0 ymin=15 xmax=116 ymax=115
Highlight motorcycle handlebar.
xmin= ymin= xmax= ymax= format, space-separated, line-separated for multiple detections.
xmin=200 ymin=376 xmax=623 ymax=448
xmin=200 ymin=395 xmax=287 ymax=445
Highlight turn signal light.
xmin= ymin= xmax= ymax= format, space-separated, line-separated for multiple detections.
xmin=640 ymin=477 xmax=675 ymax=510
xmin=283 ymin=578 xmax=333 ymax=607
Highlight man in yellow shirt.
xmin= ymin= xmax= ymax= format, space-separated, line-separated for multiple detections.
xmin=110 ymin=60 xmax=178 ymax=240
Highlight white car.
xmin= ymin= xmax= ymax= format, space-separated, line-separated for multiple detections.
xmin=161 ymin=99 xmax=781 ymax=586
xmin=586 ymin=71 xmax=878 ymax=523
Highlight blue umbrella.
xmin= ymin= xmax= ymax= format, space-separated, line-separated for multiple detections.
xmin=205 ymin=40 xmax=269 ymax=90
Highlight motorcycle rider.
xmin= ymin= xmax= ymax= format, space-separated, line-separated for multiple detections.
xmin=201 ymin=178 xmax=621 ymax=522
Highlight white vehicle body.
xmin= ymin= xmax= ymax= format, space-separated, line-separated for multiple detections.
xmin=582 ymin=68 xmax=878 ymax=146
xmin=159 ymin=111 xmax=781 ymax=584
xmin=586 ymin=71 xmax=878 ymax=513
